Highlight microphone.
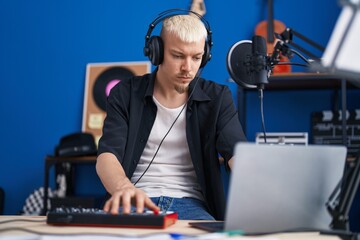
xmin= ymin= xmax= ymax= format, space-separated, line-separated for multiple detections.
xmin=227 ymin=35 xmax=271 ymax=89
xmin=251 ymin=35 xmax=270 ymax=89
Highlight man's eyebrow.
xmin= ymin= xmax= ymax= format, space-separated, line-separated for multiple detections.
xmin=169 ymin=49 xmax=183 ymax=55
xmin=169 ymin=49 xmax=204 ymax=56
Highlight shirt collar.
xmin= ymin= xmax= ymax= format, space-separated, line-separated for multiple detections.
xmin=188 ymin=77 xmax=211 ymax=102
xmin=144 ymin=69 xmax=157 ymax=99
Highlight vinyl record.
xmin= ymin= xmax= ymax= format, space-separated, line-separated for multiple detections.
xmin=82 ymin=61 xmax=151 ymax=145
xmin=92 ymin=66 xmax=135 ymax=111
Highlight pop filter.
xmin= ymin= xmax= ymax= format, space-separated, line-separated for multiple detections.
xmin=227 ymin=40 xmax=257 ymax=89
xmin=227 ymin=36 xmax=270 ymax=89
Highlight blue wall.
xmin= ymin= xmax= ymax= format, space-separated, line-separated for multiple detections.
xmin=1 ymin=0 xmax=359 ymax=228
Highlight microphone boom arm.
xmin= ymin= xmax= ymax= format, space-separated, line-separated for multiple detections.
xmin=276 ymin=28 xmax=325 ymax=62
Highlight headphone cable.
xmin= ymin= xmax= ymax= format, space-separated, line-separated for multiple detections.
xmin=259 ymin=88 xmax=267 ymax=143
xmin=133 ymin=68 xmax=204 ymax=186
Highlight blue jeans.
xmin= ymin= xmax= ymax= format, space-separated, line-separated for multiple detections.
xmin=150 ymin=196 xmax=215 ymax=220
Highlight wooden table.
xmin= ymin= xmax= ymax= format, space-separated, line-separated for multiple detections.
xmin=0 ymin=215 xmax=345 ymax=239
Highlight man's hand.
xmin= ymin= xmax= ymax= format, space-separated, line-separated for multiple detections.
xmin=96 ymin=153 xmax=160 ymax=215
xmin=103 ymin=180 xmax=160 ymax=214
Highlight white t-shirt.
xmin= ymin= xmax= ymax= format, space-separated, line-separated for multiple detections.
xmin=131 ymin=96 xmax=203 ymax=201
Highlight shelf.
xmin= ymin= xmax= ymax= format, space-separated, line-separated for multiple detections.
xmin=236 ymin=72 xmax=356 ymax=137
xmin=42 ymin=155 xmax=97 ymax=215
xmin=244 ymin=72 xmax=359 ymax=90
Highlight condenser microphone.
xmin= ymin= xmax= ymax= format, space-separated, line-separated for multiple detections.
xmin=251 ymin=35 xmax=270 ymax=89
xmin=227 ymin=35 xmax=271 ymax=89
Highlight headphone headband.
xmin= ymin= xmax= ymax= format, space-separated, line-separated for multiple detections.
xmin=144 ymin=8 xmax=213 ymax=68
xmin=145 ymin=9 xmax=212 ymax=44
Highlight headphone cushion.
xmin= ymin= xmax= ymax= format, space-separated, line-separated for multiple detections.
xmin=201 ymin=42 xmax=211 ymax=68
xmin=147 ymin=36 xmax=164 ymax=66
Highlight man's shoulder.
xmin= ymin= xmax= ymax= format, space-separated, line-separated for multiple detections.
xmin=114 ymin=73 xmax=151 ymax=89
xmin=124 ymin=73 xmax=151 ymax=84
xmin=198 ymin=78 xmax=230 ymax=93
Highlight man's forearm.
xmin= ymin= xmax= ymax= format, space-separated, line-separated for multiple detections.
xmin=96 ymin=152 xmax=132 ymax=195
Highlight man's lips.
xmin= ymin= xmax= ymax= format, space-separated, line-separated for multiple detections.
xmin=177 ymin=75 xmax=193 ymax=81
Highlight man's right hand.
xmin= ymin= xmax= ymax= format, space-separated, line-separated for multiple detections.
xmin=96 ymin=153 xmax=160 ymax=215
xmin=103 ymin=180 xmax=160 ymax=215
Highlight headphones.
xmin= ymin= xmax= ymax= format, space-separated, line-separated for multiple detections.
xmin=143 ymin=9 xmax=213 ymax=68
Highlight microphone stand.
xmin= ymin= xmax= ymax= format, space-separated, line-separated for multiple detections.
xmin=271 ymin=13 xmax=360 ymax=238
xmin=321 ymin=150 xmax=360 ymax=240
xmin=273 ymin=23 xmax=351 ymax=151
xmin=322 ymin=2 xmax=360 ymax=238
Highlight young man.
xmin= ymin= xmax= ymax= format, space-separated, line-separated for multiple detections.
xmin=96 ymin=12 xmax=246 ymax=220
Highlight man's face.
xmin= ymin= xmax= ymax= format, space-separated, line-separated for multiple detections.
xmin=158 ymin=31 xmax=205 ymax=94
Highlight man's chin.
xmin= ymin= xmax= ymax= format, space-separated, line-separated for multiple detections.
xmin=174 ymin=84 xmax=189 ymax=94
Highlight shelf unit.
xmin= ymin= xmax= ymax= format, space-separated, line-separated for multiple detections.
xmin=237 ymin=72 xmax=359 ymax=146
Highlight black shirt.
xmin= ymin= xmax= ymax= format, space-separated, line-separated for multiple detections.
xmin=98 ymin=70 xmax=247 ymax=220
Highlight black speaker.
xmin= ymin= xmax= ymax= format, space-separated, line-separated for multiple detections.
xmin=143 ymin=9 xmax=213 ymax=68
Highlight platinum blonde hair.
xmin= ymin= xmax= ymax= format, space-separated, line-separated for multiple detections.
xmin=160 ymin=14 xmax=207 ymax=43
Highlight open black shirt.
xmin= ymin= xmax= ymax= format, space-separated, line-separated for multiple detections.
xmin=98 ymin=70 xmax=247 ymax=220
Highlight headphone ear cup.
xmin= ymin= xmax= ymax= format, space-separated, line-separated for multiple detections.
xmin=200 ymin=42 xmax=211 ymax=68
xmin=145 ymin=36 xmax=164 ymax=66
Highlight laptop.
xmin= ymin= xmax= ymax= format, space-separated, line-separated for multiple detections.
xmin=190 ymin=143 xmax=347 ymax=234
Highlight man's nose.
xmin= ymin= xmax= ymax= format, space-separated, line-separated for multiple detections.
xmin=181 ymin=58 xmax=192 ymax=71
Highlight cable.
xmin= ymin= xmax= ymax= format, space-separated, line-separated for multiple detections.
xmin=276 ymin=62 xmax=308 ymax=67
xmin=258 ymin=88 xmax=267 ymax=143
xmin=290 ymin=49 xmax=311 ymax=64
xmin=0 ymin=218 xmax=46 ymax=224
xmin=0 ymin=226 xmax=184 ymax=238
xmin=133 ymin=68 xmax=204 ymax=186
xmin=133 ymin=103 xmax=187 ymax=186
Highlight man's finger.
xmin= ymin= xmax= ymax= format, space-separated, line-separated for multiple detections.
xmin=135 ymin=193 xmax=145 ymax=213
xmin=121 ymin=191 xmax=132 ymax=214
xmin=144 ymin=197 xmax=160 ymax=212
xmin=109 ymin=194 xmax=120 ymax=214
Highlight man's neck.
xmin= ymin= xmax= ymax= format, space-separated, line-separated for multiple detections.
xmin=153 ymin=78 xmax=188 ymax=109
